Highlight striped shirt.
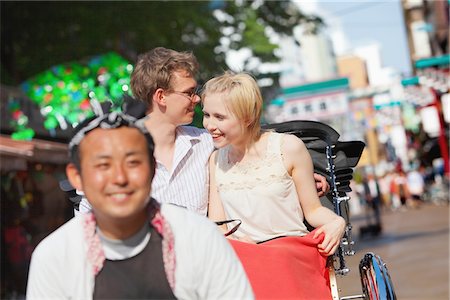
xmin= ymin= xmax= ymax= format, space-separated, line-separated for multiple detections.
xmin=151 ymin=126 xmax=214 ymax=216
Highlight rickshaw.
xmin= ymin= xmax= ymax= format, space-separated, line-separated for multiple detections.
xmin=263 ymin=120 xmax=396 ymax=300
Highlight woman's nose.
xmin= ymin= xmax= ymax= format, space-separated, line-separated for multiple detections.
xmin=203 ymin=119 xmax=215 ymax=132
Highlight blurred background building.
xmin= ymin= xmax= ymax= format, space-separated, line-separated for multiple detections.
xmin=266 ymin=0 xmax=449 ymax=180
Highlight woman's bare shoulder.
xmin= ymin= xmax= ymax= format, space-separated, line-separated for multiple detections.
xmin=279 ymin=133 xmax=307 ymax=155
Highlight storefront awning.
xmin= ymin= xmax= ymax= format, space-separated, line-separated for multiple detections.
xmin=0 ymin=135 xmax=68 ymax=168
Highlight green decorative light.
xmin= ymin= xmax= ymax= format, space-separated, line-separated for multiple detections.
xmin=8 ymin=98 xmax=35 ymax=140
xmin=19 ymin=52 xmax=133 ymax=138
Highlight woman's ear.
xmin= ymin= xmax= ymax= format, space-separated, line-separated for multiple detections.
xmin=66 ymin=163 xmax=83 ymax=192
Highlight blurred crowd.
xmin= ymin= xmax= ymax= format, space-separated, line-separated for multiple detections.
xmin=352 ymin=159 xmax=449 ymax=227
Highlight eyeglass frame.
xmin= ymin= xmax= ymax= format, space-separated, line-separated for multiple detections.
xmin=165 ymin=85 xmax=202 ymax=101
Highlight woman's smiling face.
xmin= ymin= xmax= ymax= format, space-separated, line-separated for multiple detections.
xmin=202 ymin=92 xmax=245 ymax=149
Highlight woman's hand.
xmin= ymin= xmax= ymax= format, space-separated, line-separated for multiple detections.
xmin=313 ymin=216 xmax=346 ymax=256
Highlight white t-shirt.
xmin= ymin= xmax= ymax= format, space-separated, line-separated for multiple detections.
xmin=27 ymin=204 xmax=254 ymax=300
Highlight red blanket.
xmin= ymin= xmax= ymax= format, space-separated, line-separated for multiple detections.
xmin=230 ymin=230 xmax=331 ymax=299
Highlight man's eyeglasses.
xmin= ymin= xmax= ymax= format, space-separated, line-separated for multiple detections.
xmin=167 ymin=86 xmax=201 ymax=101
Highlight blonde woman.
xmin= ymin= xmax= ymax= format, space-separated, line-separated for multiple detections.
xmin=202 ymin=71 xmax=345 ymax=299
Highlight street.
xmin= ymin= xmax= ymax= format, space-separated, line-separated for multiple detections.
xmin=336 ymin=203 xmax=449 ymax=300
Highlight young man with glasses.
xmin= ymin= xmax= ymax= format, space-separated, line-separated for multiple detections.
xmin=130 ymin=47 xmax=213 ymax=215
xmin=74 ymin=48 xmax=210 ymax=215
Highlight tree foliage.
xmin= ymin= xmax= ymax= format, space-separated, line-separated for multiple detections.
xmin=1 ymin=1 xmax=322 ymax=86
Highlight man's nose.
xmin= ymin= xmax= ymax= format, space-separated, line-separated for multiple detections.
xmin=192 ymin=94 xmax=201 ymax=104
xmin=113 ymin=164 xmax=128 ymax=185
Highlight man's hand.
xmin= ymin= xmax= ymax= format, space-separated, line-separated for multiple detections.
xmin=314 ymin=173 xmax=330 ymax=197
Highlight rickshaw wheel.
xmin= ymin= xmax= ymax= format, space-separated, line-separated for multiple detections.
xmin=359 ymin=252 xmax=396 ymax=300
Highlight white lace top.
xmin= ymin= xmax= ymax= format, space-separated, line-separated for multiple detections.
xmin=215 ymin=132 xmax=309 ymax=242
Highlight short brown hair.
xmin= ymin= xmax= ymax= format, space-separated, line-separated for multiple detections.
xmin=130 ymin=47 xmax=199 ymax=111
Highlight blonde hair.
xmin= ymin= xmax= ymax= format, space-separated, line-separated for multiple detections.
xmin=202 ymin=71 xmax=263 ymax=144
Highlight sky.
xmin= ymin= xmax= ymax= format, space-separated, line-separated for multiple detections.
xmin=295 ymin=0 xmax=412 ymax=76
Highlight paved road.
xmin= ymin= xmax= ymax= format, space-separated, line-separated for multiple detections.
xmin=335 ymin=203 xmax=449 ymax=300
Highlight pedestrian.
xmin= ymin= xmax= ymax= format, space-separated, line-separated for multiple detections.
xmin=392 ymin=168 xmax=411 ymax=210
xmin=407 ymin=163 xmax=425 ymax=207
xmin=26 ymin=100 xmax=253 ymax=299
xmin=202 ymin=71 xmax=345 ymax=298
xmin=378 ymin=170 xmax=394 ymax=210
xmin=361 ymin=171 xmax=382 ymax=236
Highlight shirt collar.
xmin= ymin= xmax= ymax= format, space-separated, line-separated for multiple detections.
xmin=176 ymin=126 xmax=201 ymax=145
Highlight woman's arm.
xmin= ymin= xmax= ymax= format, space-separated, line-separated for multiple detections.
xmin=207 ymin=151 xmax=228 ymax=233
xmin=282 ymin=134 xmax=345 ymax=256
